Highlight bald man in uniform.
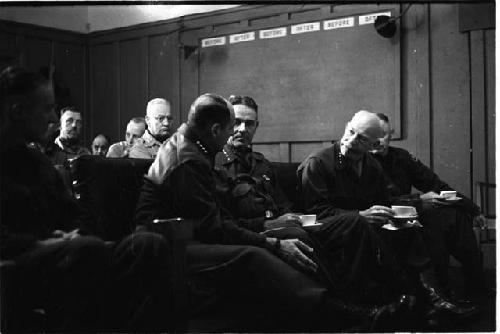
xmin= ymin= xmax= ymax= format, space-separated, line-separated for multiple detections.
xmin=129 ymin=98 xmax=173 ymax=159
xmin=298 ymin=110 xmax=477 ymax=323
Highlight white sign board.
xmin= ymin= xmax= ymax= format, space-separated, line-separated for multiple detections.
xmin=291 ymin=22 xmax=320 ymax=34
xmin=201 ymin=36 xmax=226 ymax=48
xmin=324 ymin=17 xmax=355 ymax=30
xmin=359 ymin=12 xmax=392 ymax=25
xmin=229 ymin=31 xmax=255 ymax=44
xmin=259 ymin=27 xmax=287 ymax=39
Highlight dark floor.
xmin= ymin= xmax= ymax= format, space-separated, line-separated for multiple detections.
xmin=443 ymin=267 xmax=496 ymax=332
xmin=189 ymin=267 xmax=496 ymax=332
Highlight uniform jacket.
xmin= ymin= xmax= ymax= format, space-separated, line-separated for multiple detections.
xmin=215 ymin=145 xmax=292 ymax=216
xmin=53 ymin=136 xmax=91 ymax=165
xmin=373 ymin=146 xmax=480 ymax=215
xmin=1 ymin=143 xmax=100 ymax=259
xmin=134 ymin=124 xmax=267 ymax=247
xmin=298 ymin=141 xmax=390 ymax=219
xmin=129 ymin=130 xmax=163 ymax=159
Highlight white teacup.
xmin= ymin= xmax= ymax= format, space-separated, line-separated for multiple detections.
xmin=440 ymin=190 xmax=457 ymax=200
xmin=391 ymin=206 xmax=417 ymax=217
xmin=299 ymin=214 xmax=317 ymax=226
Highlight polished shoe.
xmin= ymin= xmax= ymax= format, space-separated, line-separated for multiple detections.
xmin=445 ymin=288 xmax=475 ymax=306
xmin=323 ymin=294 xmax=415 ymax=332
xmin=423 ymin=283 xmax=480 ymax=319
xmin=368 ymin=294 xmax=417 ymax=331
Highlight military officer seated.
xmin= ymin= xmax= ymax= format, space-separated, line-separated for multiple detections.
xmin=371 ymin=113 xmax=484 ymax=305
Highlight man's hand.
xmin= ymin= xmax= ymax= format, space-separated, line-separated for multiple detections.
xmin=277 ymin=213 xmax=302 ymax=223
xmin=473 ymin=214 xmax=487 ymax=229
xmin=419 ymin=191 xmax=442 ymax=200
xmin=51 ymin=229 xmax=82 ymax=240
xmin=36 ymin=238 xmax=67 ymax=247
xmin=359 ymin=205 xmax=395 ymax=223
xmin=275 ymin=238 xmax=318 ymax=274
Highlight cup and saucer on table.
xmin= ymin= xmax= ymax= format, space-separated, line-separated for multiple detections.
xmin=382 ymin=205 xmax=422 ymax=230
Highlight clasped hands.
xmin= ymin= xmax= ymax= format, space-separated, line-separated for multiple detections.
xmin=37 ymin=229 xmax=82 ymax=247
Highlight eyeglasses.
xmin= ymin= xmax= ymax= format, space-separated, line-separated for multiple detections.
xmin=153 ymin=115 xmax=173 ymax=123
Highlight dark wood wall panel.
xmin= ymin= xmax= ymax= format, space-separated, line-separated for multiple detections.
xmin=119 ymin=38 xmax=148 ymax=138
xmin=23 ymin=36 xmax=52 ymax=72
xmin=290 ymin=142 xmax=325 ymax=163
xmin=430 ymin=4 xmax=472 ymax=196
xmin=54 ymin=42 xmax=85 ymax=112
xmin=179 ymin=29 xmax=201 ymax=124
xmin=0 ymin=20 xmax=87 ymax=143
xmin=485 ymin=29 xmax=495 ymax=212
xmin=0 ymin=31 xmax=18 ymax=69
xmin=89 ymin=43 xmax=120 ymax=142
xmin=398 ymin=4 xmax=431 ymax=165
xmin=485 ymin=29 xmax=495 ymax=186
xmin=149 ymin=33 xmax=180 ymax=128
xmin=252 ymin=143 xmax=281 ymax=163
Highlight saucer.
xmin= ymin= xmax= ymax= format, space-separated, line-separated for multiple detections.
xmin=444 ymin=196 xmax=462 ymax=203
xmin=302 ymin=222 xmax=323 ymax=230
xmin=382 ymin=220 xmax=422 ymax=230
xmin=393 ymin=215 xmax=418 ymax=220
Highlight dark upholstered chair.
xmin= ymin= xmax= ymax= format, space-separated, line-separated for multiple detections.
xmin=273 ymin=162 xmax=301 ymax=212
xmin=72 ymin=155 xmax=153 ymax=240
xmin=72 ymin=155 xmax=302 ymax=240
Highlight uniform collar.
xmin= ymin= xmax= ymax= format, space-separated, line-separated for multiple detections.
xmin=142 ymin=130 xmax=163 ymax=148
xmin=54 ymin=136 xmax=86 ymax=155
xmin=333 ymin=141 xmax=347 ymax=170
xmin=333 ymin=141 xmax=367 ymax=171
xmin=221 ymin=144 xmax=263 ymax=165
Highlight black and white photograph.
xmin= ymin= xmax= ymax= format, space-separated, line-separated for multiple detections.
xmin=0 ymin=1 xmax=496 ymax=332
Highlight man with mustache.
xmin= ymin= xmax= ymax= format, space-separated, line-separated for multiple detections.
xmin=53 ymin=106 xmax=91 ymax=164
xmin=129 ymin=98 xmax=173 ymax=159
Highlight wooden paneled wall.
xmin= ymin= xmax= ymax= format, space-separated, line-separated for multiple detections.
xmin=0 ymin=3 xmax=495 ymax=204
xmin=0 ymin=20 xmax=88 ymax=142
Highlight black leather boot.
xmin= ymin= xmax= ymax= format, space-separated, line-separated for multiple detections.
xmin=322 ymin=294 xmax=416 ymax=332
xmin=418 ymin=272 xmax=479 ymax=320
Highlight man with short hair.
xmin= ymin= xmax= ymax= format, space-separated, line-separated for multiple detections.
xmin=129 ymin=98 xmax=173 ymax=159
xmin=215 ymin=95 xmax=292 ymax=225
xmin=298 ymin=110 xmax=477 ymax=322
xmin=371 ymin=113 xmax=484 ymax=299
xmin=106 ymin=117 xmax=146 ymax=158
xmin=53 ymin=106 xmax=91 ymax=164
xmin=91 ymin=134 xmax=110 ymax=156
xmin=0 ymin=66 xmax=108 ymax=331
xmin=0 ymin=66 xmax=179 ymax=332
xmin=134 ymin=94 xmax=408 ymax=332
